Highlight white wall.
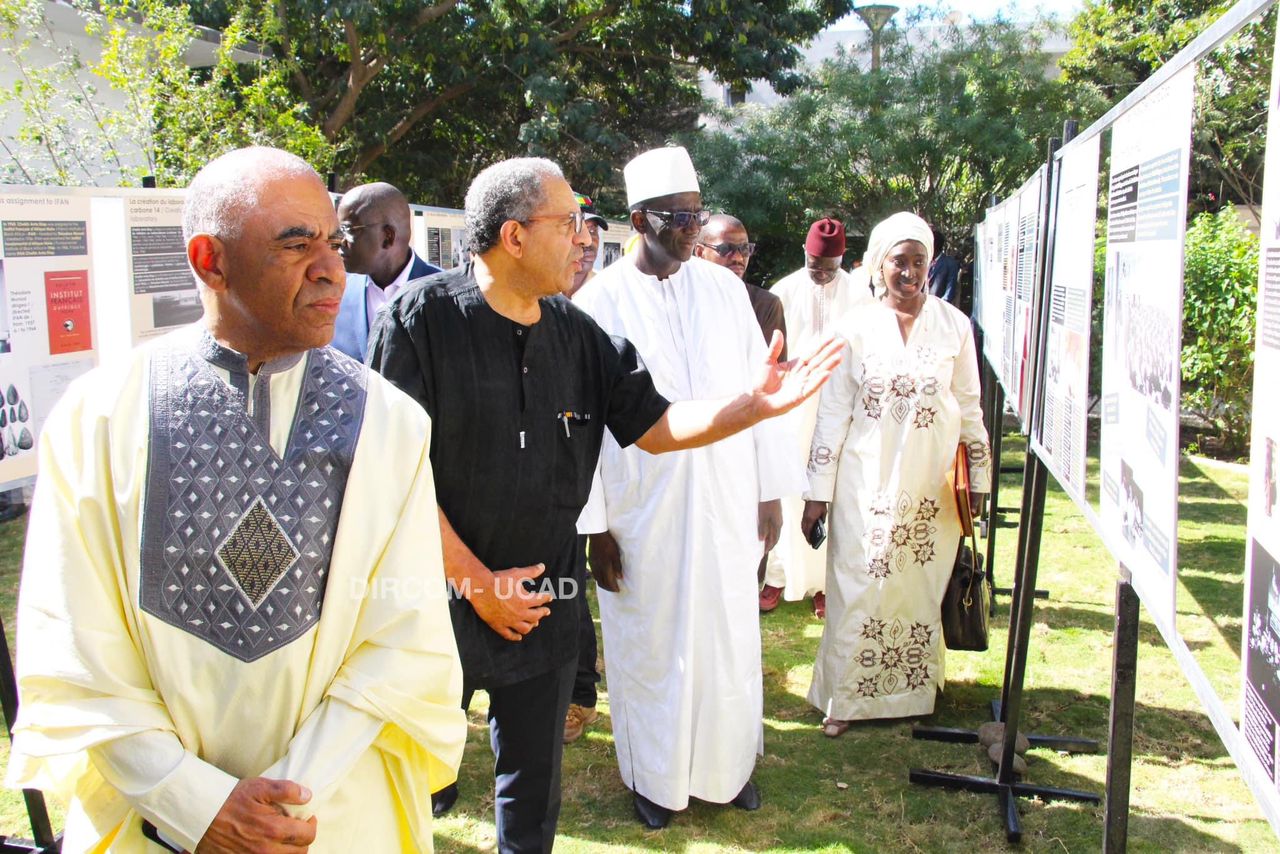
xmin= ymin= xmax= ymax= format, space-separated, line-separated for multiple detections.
xmin=0 ymin=0 xmax=265 ymax=186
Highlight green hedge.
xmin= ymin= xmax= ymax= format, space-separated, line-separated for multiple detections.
xmin=1181 ymin=207 xmax=1258 ymax=457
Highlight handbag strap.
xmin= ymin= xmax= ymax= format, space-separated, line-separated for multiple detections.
xmin=961 ymin=520 xmax=983 ymax=607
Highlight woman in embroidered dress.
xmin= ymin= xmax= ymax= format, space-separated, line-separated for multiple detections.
xmin=801 ymin=212 xmax=991 ymax=735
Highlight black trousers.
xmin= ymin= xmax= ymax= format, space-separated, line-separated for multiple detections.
xmin=571 ymin=535 xmax=600 ymax=707
xmin=464 ymin=659 xmax=576 ymax=853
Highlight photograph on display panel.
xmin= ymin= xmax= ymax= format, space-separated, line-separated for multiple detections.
xmin=602 ymin=241 xmax=621 ymax=267
xmin=0 ymin=260 xmax=10 ymax=355
xmin=0 ymin=376 xmax=35 ymax=459
xmin=125 ymin=194 xmax=199 ymax=341
xmin=1247 ymin=538 xmax=1280 ymax=782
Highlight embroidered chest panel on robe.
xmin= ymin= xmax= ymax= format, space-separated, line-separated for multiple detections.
xmin=140 ymin=346 xmax=367 ymax=662
xmin=859 ymin=345 xmax=944 ymax=427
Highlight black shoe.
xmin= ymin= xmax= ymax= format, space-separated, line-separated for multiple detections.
xmin=633 ymin=792 xmax=672 ymax=829
xmin=432 ymin=782 xmax=459 ymax=818
xmin=730 ymin=779 xmax=761 ymax=811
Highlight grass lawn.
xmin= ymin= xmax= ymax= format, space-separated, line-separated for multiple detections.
xmin=0 ymin=435 xmax=1275 ymax=851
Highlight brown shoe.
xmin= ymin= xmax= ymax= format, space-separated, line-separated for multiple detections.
xmin=563 ymin=703 xmax=599 ymax=744
xmin=812 ymin=592 xmax=826 ymax=619
xmin=759 ymin=584 xmax=783 ymax=612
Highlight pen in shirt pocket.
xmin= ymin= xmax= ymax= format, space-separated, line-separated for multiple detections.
xmin=556 ymin=410 xmax=591 ymax=437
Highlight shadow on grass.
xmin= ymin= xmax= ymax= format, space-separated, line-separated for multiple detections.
xmin=1028 ymin=593 xmax=1240 ymax=660
xmin=1125 ymin=813 xmax=1252 ymax=853
xmin=1180 ymin=459 xmax=1246 ymax=503
xmin=437 ymin=678 xmax=1248 ymax=852
xmin=1179 ymin=497 xmax=1248 ymax=528
xmin=1030 ymin=601 xmax=1167 ymax=645
xmin=1178 ymin=458 xmax=1248 ymax=656
xmin=1178 ymin=529 xmax=1245 ymax=578
xmin=436 ymin=576 xmax=1247 ymax=854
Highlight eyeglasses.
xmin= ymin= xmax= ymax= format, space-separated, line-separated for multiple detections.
xmin=338 ymin=222 xmax=383 ymax=241
xmin=523 ymin=211 xmax=587 ymax=235
xmin=699 ymin=241 xmax=756 ymax=258
xmin=643 ymin=208 xmax=711 ymax=230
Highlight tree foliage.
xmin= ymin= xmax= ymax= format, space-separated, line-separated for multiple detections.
xmin=685 ymin=11 xmax=1069 ymax=286
xmin=189 ymin=0 xmax=853 ymax=208
xmin=1060 ymin=0 xmax=1274 ymax=214
xmin=0 ymin=0 xmax=333 ymax=187
xmin=1181 ymin=207 xmax=1257 ymax=456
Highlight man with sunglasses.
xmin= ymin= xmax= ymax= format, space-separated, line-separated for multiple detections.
xmin=575 ymin=147 xmax=804 ymax=830
xmin=332 ymin=181 xmax=441 ymax=360
xmin=693 ymin=214 xmax=788 ymax=360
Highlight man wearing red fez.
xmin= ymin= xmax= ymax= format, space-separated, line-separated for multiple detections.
xmin=763 ymin=217 xmax=875 ymax=618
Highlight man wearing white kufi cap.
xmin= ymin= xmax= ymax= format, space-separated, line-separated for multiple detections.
xmin=574 ymin=146 xmax=804 ymax=828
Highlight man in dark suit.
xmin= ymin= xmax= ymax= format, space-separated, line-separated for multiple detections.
xmin=333 ymin=182 xmax=442 ymax=360
xmin=693 ymin=214 xmax=786 ymax=359
xmin=692 ymin=213 xmax=786 ymax=593
xmin=927 ymin=226 xmax=961 ymax=306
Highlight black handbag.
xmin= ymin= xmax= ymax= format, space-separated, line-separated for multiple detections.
xmin=942 ymin=445 xmax=990 ymax=651
xmin=942 ymin=527 xmax=989 ymax=651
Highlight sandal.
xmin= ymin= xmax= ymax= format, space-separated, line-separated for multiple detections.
xmin=822 ymin=718 xmax=850 ymax=738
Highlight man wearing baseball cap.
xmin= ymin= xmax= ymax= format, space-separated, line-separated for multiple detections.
xmin=563 ymin=189 xmax=609 ymax=746
xmin=566 ymin=191 xmax=609 ymax=299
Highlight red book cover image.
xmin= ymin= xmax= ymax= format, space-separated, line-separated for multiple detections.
xmin=45 ymin=269 xmax=92 ymax=354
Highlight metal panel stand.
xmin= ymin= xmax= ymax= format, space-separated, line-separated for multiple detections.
xmin=0 ymin=614 xmax=60 ymax=853
xmin=911 ymin=454 xmax=1099 ymax=841
xmin=914 ymin=130 xmax=1097 ymax=837
xmin=1103 ymin=574 xmax=1140 ymax=853
xmin=982 ymin=371 xmax=1049 ymax=608
xmin=983 ymin=361 xmax=1044 ymax=606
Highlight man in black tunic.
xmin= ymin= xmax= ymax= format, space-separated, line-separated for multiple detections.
xmin=366 ymin=157 xmax=841 ymax=853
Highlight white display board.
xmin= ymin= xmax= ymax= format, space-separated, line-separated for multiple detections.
xmin=1243 ymin=24 xmax=1280 ymax=797
xmin=124 ymin=193 xmax=199 ymax=341
xmin=1008 ymin=169 xmax=1044 ymax=428
xmin=1098 ymin=65 xmax=1195 ymax=624
xmin=971 ymin=219 xmax=987 ymax=340
xmin=0 ymin=189 xmax=97 ymax=488
xmin=1035 ymin=136 xmax=1101 ymax=508
xmin=409 ymin=204 xmax=634 ymax=273
xmin=997 ymin=197 xmax=1019 ymax=402
xmin=973 ymin=169 xmax=1045 ymax=431
xmin=411 ymin=205 xmax=469 ymax=270
xmin=977 ymin=197 xmax=1010 ymax=371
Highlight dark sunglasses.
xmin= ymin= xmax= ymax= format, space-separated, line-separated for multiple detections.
xmin=643 ymin=208 xmax=711 ymax=230
xmin=699 ymin=241 xmax=756 ymax=258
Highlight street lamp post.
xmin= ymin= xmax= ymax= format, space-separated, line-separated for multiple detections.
xmin=854 ymin=4 xmax=899 ymax=71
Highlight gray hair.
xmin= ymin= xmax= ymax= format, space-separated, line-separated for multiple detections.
xmin=465 ymin=157 xmax=564 ymax=254
xmin=183 ymin=147 xmax=321 ymax=242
